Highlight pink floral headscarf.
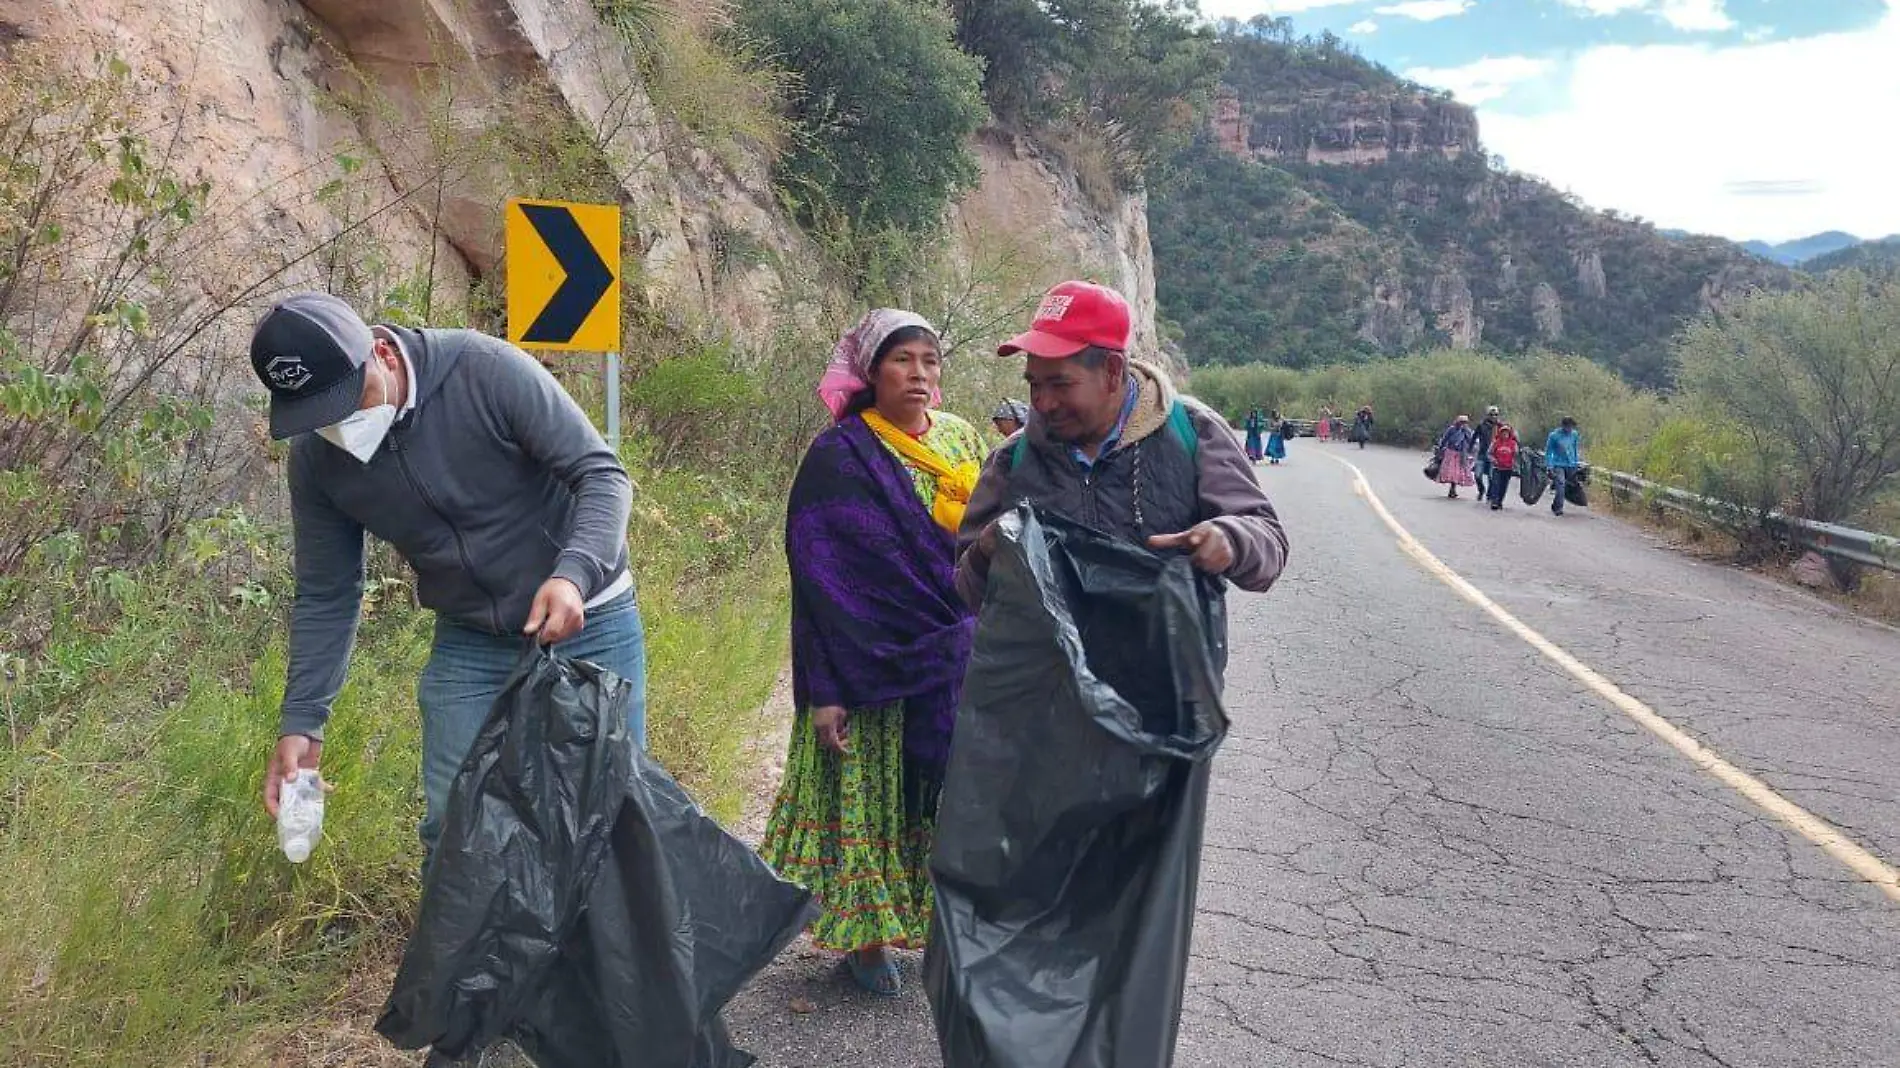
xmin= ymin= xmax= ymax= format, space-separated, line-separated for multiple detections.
xmin=817 ymin=308 xmax=940 ymax=421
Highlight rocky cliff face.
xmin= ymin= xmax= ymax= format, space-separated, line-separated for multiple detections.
xmin=1152 ymin=34 xmax=1793 ymax=383
xmin=2 ymin=0 xmax=1156 ymax=358
xmin=951 ymin=129 xmax=1160 ymax=360
xmin=1212 ymin=86 xmax=1478 ymax=166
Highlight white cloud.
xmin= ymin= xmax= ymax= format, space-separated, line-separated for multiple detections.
xmin=1406 ymin=55 xmax=1554 ymax=105
xmin=1238 ymin=0 xmax=1368 ymax=11
xmin=1555 ymin=0 xmax=1734 ymax=32
xmin=1349 ymin=18 xmax=1381 ymax=32
xmin=1655 ymin=0 xmax=1733 ymax=31
xmin=1558 ymin=0 xmax=1646 ymax=12
xmin=1477 ymin=8 xmax=1900 ymax=241
xmin=1192 ymin=0 xmax=1367 ymax=21
xmin=1374 ymin=0 xmax=1472 ymax=19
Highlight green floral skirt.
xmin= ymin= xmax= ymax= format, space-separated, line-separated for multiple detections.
xmin=758 ymin=704 xmax=935 ymax=952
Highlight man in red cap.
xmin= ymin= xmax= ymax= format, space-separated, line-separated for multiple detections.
xmin=955 ymin=280 xmax=1288 ymax=608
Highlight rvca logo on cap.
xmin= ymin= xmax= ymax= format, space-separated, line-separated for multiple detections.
xmin=265 ymin=354 xmax=312 ymax=392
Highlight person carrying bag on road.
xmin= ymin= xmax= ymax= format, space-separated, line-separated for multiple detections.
xmin=1472 ymin=406 xmax=1501 ymax=501
xmin=1433 ymin=415 xmax=1478 ymax=499
xmin=1546 ymin=416 xmax=1584 ymax=516
xmin=936 ymin=281 xmax=1290 ymax=1068
xmin=1349 ymin=405 xmax=1375 ymax=448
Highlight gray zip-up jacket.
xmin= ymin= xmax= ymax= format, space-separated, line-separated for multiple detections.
xmin=279 ymin=326 xmax=633 ymax=739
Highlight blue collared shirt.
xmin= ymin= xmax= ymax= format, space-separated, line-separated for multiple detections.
xmin=1069 ymin=375 xmax=1140 ymax=470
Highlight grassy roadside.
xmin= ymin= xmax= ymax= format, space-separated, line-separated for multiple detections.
xmin=0 ymin=448 xmax=792 ymax=1067
xmin=1598 ymin=487 xmax=1900 ymax=628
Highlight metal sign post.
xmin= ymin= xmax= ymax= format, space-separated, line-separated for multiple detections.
xmin=503 ymin=197 xmax=623 ymax=449
xmin=605 ymin=351 xmax=621 ymax=450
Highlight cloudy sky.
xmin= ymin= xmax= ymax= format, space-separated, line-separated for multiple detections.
xmin=1197 ymin=0 xmax=1900 ymax=243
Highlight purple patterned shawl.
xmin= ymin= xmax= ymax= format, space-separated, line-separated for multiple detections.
xmin=786 ymin=414 xmax=975 ymax=780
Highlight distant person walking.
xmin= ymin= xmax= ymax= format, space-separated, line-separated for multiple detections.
xmin=1265 ymin=412 xmax=1290 ymax=464
xmin=762 ymin=308 xmax=985 ymax=997
xmin=1316 ymin=405 xmax=1334 ymax=442
xmin=1545 ymin=416 xmax=1583 ymax=516
xmin=1472 ymin=406 xmax=1501 ymax=502
xmin=1349 ymin=405 xmax=1374 ymax=449
xmin=1486 ymin=423 xmax=1521 ymax=510
xmin=1435 ymin=415 xmax=1477 ymax=499
xmin=1244 ymin=407 xmax=1267 ymax=463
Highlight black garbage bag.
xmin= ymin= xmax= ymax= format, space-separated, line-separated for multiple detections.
xmin=1520 ymin=455 xmax=1549 ymax=506
xmin=924 ymin=505 xmax=1230 ymax=1068
xmin=375 ymin=645 xmax=817 ymax=1068
xmin=1565 ymin=478 xmax=1589 ymax=508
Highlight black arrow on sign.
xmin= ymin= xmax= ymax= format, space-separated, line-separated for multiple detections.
xmin=520 ymin=203 xmax=615 ymax=344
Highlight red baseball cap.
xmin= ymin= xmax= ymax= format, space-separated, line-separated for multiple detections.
xmin=997 ymin=280 xmax=1131 ymax=358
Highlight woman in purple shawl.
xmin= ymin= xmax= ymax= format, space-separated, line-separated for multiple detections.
xmin=759 ymin=309 xmax=985 ymax=997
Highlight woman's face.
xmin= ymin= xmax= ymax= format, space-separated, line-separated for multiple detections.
xmin=872 ymin=336 xmax=941 ymax=428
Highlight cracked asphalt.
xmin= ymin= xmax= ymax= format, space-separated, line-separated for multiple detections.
xmin=723 ymin=443 xmax=1900 ymax=1067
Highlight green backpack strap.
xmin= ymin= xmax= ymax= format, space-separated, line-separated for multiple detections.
xmin=1009 ymin=400 xmax=1199 ymax=469
xmin=1167 ymin=400 xmax=1199 ymax=464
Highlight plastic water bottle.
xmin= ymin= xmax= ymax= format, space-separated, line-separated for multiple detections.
xmin=277 ymin=769 xmax=326 ymax=863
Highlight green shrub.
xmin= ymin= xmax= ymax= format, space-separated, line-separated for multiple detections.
xmin=1185 ymin=348 xmax=1663 ymax=460
xmin=625 ymin=342 xmax=765 ymax=468
xmin=0 ymin=46 xmax=802 ymax=1064
xmin=737 ymin=0 xmax=987 ymax=236
xmin=1677 ymin=271 xmax=1900 ymax=524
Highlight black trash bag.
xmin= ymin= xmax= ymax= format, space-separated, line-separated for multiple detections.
xmin=1520 ymin=455 xmax=1549 ymax=506
xmin=375 ymin=645 xmax=817 ymax=1068
xmin=924 ymin=505 xmax=1230 ymax=1068
xmin=1565 ymin=478 xmax=1589 ymax=508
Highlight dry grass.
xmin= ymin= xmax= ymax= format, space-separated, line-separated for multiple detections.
xmin=1844 ymin=570 xmax=1900 ymax=627
xmin=1602 ymin=489 xmax=1900 ymax=626
xmin=217 ymin=939 xmax=424 ymax=1068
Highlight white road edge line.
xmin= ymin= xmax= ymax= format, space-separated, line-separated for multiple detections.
xmin=1328 ymin=453 xmax=1900 ymax=904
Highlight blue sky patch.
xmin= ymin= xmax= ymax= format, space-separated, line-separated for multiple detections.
xmin=1206 ymin=0 xmax=1900 ymax=240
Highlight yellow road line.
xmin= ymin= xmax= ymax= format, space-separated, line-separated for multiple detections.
xmin=1329 ymin=453 xmax=1900 ymax=904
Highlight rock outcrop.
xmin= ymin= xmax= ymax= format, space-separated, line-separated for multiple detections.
xmin=1155 ymin=33 xmax=1796 ymax=382
xmin=1212 ymin=86 xmax=1477 ymax=166
xmin=4 ymin=0 xmax=1158 ymax=354
xmin=951 ymin=129 xmax=1160 ymax=361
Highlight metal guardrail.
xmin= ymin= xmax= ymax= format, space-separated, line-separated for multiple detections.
xmin=1604 ymin=470 xmax=1900 ymax=573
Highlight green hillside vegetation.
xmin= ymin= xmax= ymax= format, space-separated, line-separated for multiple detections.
xmin=1804 ymin=236 xmax=1900 ymax=278
xmin=1151 ymin=22 xmax=1792 ymax=387
xmin=948 ymin=0 xmax=1226 ymax=200
xmin=0 ymin=0 xmax=1246 ymax=1057
xmin=1192 ymin=271 xmax=1900 ymax=537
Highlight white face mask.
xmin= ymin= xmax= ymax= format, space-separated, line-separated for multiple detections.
xmin=317 ymin=369 xmax=397 ymax=464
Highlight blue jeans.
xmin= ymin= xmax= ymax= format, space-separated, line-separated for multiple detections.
xmin=1550 ymin=466 xmax=1570 ymax=514
xmin=415 ymin=591 xmax=648 ymax=859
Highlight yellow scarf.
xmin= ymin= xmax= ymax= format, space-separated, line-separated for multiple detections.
xmin=861 ymin=410 xmax=980 ymax=533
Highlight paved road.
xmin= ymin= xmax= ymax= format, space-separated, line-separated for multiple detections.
xmin=724 ymin=443 xmax=1900 ymax=1067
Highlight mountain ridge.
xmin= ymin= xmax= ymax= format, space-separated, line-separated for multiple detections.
xmin=1150 ymin=24 xmax=1794 ymax=387
xmin=1738 ymin=231 xmax=1864 ymax=265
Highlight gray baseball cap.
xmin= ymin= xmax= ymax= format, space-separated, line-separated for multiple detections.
xmin=249 ymin=292 xmax=374 ymax=440
xmin=991 ymin=399 xmax=1029 ymax=423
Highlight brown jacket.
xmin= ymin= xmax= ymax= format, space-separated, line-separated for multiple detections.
xmin=954 ymin=360 xmax=1290 ymax=608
